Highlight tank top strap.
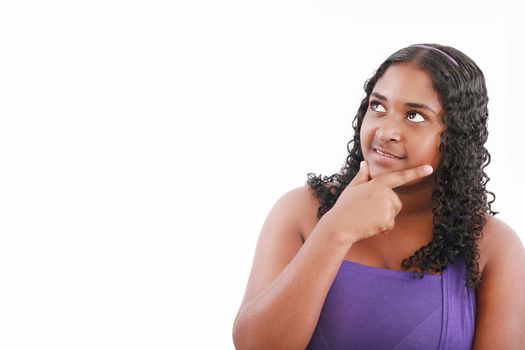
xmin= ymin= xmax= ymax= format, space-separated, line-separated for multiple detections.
xmin=437 ymin=255 xmax=477 ymax=349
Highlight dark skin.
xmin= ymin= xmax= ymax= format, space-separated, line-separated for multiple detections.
xmin=234 ymin=61 xmax=525 ymax=349
xmin=302 ymin=62 xmax=525 ymax=346
xmin=352 ymin=62 xmax=525 ymax=347
xmin=362 ymin=62 xmax=444 ymax=216
xmin=350 ymin=62 xmax=446 ymax=268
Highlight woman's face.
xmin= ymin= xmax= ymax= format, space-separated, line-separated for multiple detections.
xmin=360 ymin=62 xmax=446 ymax=187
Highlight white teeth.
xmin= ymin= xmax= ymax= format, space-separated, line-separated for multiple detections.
xmin=375 ymin=149 xmax=399 ymax=158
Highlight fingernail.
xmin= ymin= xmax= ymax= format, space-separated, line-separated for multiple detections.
xmin=423 ymin=165 xmax=433 ymax=174
xmin=360 ymin=161 xmax=364 ymax=169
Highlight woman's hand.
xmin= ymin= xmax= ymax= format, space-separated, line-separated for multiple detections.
xmin=322 ymin=160 xmax=433 ymax=244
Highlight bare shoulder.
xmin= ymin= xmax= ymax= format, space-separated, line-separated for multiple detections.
xmin=287 ymin=184 xmax=321 ymax=218
xmin=472 ymin=214 xmax=525 ymax=347
xmin=234 ymin=185 xmax=320 ymax=312
xmin=294 ymin=185 xmax=325 ymax=240
xmin=479 ymin=214 xmax=524 ymax=271
xmin=269 ymin=185 xmax=321 ymax=232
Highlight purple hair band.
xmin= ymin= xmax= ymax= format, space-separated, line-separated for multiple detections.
xmin=412 ymin=44 xmax=459 ymax=67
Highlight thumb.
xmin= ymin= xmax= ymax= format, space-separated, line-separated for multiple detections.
xmin=349 ymin=160 xmax=370 ymax=186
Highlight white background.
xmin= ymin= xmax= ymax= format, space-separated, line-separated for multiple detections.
xmin=1 ymin=1 xmax=524 ymax=349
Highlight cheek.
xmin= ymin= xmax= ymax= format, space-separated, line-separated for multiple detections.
xmin=359 ymin=115 xmax=373 ymax=146
xmin=361 ymin=112 xmax=374 ymax=130
xmin=410 ymin=136 xmax=442 ymax=164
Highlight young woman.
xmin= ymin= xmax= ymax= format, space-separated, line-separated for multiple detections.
xmin=232 ymin=43 xmax=525 ymax=349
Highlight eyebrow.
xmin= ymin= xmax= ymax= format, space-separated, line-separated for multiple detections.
xmin=370 ymin=92 xmax=437 ymax=114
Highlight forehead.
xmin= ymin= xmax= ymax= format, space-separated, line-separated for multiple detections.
xmin=373 ymin=63 xmax=443 ymax=112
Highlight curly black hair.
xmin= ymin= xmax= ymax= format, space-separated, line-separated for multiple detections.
xmin=306 ymin=43 xmax=498 ymax=290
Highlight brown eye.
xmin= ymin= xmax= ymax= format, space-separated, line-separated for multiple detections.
xmin=407 ymin=111 xmax=426 ymax=123
xmin=370 ymin=101 xmax=386 ymax=112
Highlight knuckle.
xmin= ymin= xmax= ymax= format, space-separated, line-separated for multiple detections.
xmin=389 ymin=210 xmax=396 ymax=221
xmin=394 ymin=197 xmax=402 ymax=210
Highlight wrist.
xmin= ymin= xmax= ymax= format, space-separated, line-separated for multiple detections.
xmin=317 ymin=210 xmax=356 ymax=246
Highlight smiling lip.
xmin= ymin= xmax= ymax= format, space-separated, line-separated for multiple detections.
xmin=372 ymin=149 xmax=404 ymax=164
xmin=373 ymin=147 xmax=404 ymax=159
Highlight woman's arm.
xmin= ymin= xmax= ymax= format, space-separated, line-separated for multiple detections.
xmin=472 ymin=216 xmax=525 ymax=349
xmin=232 ymin=186 xmax=355 ymax=350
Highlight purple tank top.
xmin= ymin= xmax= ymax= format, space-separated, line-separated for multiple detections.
xmin=306 ymin=255 xmax=476 ymax=349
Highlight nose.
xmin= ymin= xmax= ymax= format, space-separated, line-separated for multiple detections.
xmin=375 ymin=114 xmax=402 ymax=142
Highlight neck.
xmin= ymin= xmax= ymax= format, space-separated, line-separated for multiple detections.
xmin=368 ymin=176 xmax=437 ymax=247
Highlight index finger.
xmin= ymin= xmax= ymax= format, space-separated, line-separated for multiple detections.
xmin=379 ymin=165 xmax=434 ymax=188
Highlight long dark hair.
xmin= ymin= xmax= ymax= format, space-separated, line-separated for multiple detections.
xmin=306 ymin=43 xmax=498 ymax=290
